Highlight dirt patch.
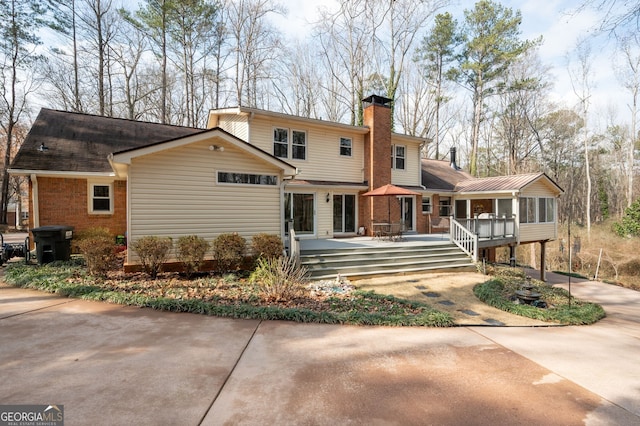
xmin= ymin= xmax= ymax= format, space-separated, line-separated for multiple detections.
xmin=354 ymin=272 xmax=549 ymax=326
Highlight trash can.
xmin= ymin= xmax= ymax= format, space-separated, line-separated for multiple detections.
xmin=31 ymin=225 xmax=74 ymax=264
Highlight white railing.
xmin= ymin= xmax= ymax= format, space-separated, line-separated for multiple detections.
xmin=457 ymin=215 xmax=516 ymax=239
xmin=450 ymin=218 xmax=478 ymax=261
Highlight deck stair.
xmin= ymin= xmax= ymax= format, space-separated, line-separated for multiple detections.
xmin=300 ymin=241 xmax=476 ymax=280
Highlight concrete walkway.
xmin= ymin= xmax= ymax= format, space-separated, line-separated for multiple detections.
xmin=1 ymin=273 xmax=639 ymax=425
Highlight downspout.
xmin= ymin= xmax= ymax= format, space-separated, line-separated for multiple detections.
xmin=30 ymin=174 xmax=40 ymax=229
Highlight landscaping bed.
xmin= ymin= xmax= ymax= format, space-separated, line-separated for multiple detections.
xmin=474 ymin=267 xmax=606 ymax=325
xmin=3 ymin=261 xmax=454 ymax=327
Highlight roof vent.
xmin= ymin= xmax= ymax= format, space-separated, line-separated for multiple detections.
xmin=450 ymin=147 xmax=461 ymax=170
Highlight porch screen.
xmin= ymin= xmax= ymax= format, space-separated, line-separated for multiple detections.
xmin=285 ymin=193 xmax=314 ymax=235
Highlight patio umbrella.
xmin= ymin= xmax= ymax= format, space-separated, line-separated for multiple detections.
xmin=362 ymin=184 xmax=420 ymax=223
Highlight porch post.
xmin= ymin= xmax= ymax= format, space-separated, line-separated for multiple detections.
xmin=509 ymin=245 xmax=516 ymax=267
xmin=539 ymin=241 xmax=547 ymax=282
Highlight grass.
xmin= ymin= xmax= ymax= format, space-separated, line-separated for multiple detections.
xmin=474 ymin=269 xmax=606 ymax=325
xmin=3 ymin=261 xmax=454 ymax=327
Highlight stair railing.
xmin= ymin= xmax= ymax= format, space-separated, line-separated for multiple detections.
xmin=449 ymin=217 xmax=478 ymax=261
xmin=288 ymin=227 xmax=300 ymax=266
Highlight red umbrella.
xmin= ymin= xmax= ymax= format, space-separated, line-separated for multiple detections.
xmin=362 ymin=184 xmax=420 ymax=223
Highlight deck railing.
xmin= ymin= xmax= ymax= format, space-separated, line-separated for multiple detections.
xmin=288 ymin=227 xmax=300 ymax=266
xmin=457 ymin=215 xmax=516 ymax=239
xmin=450 ymin=218 xmax=478 ymax=261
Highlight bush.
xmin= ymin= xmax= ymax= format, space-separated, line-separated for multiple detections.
xmin=249 ymin=256 xmax=307 ymax=302
xmin=613 ymin=199 xmax=640 ymax=237
xmin=212 ymin=233 xmax=246 ymax=273
xmin=77 ymin=236 xmax=117 ymax=276
xmin=251 ymin=233 xmax=283 ymax=260
xmin=73 ymin=227 xmax=113 ymax=254
xmin=176 ymin=235 xmax=210 ymax=278
xmin=130 ymin=236 xmax=173 ymax=279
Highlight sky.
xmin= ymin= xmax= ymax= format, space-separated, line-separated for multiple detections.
xmin=272 ymin=0 xmax=633 ymax=129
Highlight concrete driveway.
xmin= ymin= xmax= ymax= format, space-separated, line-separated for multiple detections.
xmin=1 ymin=273 xmax=639 ymax=425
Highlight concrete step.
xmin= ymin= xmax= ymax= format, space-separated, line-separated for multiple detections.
xmin=300 ymin=242 xmax=475 ymax=279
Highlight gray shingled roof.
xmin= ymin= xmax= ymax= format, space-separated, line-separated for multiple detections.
xmin=10 ymin=109 xmax=203 ymax=173
xmin=421 ymin=158 xmax=473 ymax=191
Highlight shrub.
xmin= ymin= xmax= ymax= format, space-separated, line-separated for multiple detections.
xmin=176 ymin=235 xmax=210 ymax=278
xmin=613 ymin=199 xmax=640 ymax=237
xmin=73 ymin=227 xmax=113 ymax=254
xmin=212 ymin=233 xmax=246 ymax=273
xmin=130 ymin=236 xmax=173 ymax=279
xmin=77 ymin=236 xmax=116 ymax=277
xmin=249 ymin=256 xmax=307 ymax=302
xmin=251 ymin=233 xmax=283 ymax=260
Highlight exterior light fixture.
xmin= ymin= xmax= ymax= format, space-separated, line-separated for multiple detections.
xmin=209 ymin=145 xmax=224 ymax=152
xmin=326 ymin=193 xmax=330 ymax=203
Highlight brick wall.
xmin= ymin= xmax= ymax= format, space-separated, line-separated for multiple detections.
xmin=361 ymin=102 xmax=393 ymax=234
xmin=30 ymin=177 xmax=127 ymax=238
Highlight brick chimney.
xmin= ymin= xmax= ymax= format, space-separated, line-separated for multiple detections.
xmin=361 ymin=94 xmax=393 ymax=233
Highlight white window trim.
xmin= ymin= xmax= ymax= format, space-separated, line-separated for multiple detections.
xmin=216 ymin=171 xmax=279 ymax=186
xmin=291 ymin=129 xmax=307 ymax=160
xmin=88 ymin=181 xmax=114 ymax=215
xmin=392 ymin=144 xmax=406 ymax=170
xmin=339 ymin=137 xmax=352 ymax=157
xmin=421 ymin=195 xmax=432 ymax=214
xmin=273 ymin=127 xmax=307 ymax=161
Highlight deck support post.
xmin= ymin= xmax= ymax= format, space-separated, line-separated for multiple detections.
xmin=539 ymin=241 xmax=547 ymax=282
xmin=509 ymin=245 xmax=516 ymax=267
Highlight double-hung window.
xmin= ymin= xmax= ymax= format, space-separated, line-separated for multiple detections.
xmin=340 ymin=137 xmax=352 ymax=157
xmin=274 ymin=127 xmax=306 ymax=160
xmin=273 ymin=128 xmax=288 ymax=158
xmin=391 ymin=144 xmax=406 ymax=170
xmin=422 ymin=196 xmax=432 ymax=214
xmin=89 ymin=182 xmax=113 ymax=214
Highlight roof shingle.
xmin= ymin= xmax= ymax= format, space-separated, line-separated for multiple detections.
xmin=11 ymin=109 xmax=202 ymax=173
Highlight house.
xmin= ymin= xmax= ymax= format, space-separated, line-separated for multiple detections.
xmin=10 ymin=95 xmax=563 ymax=279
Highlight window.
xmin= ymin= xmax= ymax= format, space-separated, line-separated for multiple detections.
xmin=421 ymin=196 xmax=432 ymax=214
xmin=340 ymin=137 xmax=352 ymax=156
xmin=273 ymin=127 xmax=288 ymax=158
xmin=439 ymin=197 xmax=451 ymax=216
xmin=391 ymin=144 xmax=406 ymax=170
xmin=285 ymin=193 xmax=315 ymax=235
xmin=292 ymin=130 xmax=306 ymax=160
xmin=89 ymin=182 xmax=113 ymax=214
xmin=539 ymin=197 xmax=555 ymax=223
xmin=519 ymin=197 xmax=536 ymax=223
xmin=273 ymin=127 xmax=306 ymax=160
xmin=497 ymin=199 xmax=513 ymax=217
xmin=218 ymin=172 xmax=277 ymax=185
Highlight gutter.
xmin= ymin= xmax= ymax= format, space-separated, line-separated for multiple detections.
xmin=30 ymin=174 xmax=39 ymax=228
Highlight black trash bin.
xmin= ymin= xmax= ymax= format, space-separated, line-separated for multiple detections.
xmin=31 ymin=225 xmax=74 ymax=264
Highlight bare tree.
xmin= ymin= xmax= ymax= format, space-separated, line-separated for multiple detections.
xmin=225 ymin=0 xmax=285 ymax=108
xmin=568 ymin=38 xmax=595 ymax=239
xmin=615 ymin=35 xmax=640 ymax=207
xmin=315 ymin=0 xmax=376 ymax=125
xmin=0 ymin=0 xmax=48 ymax=224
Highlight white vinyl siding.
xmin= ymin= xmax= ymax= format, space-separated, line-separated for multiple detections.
xmin=127 ymin=139 xmax=282 ymax=263
xmin=391 ymin=138 xmax=421 ymax=186
xmin=246 ymin=116 xmax=365 ymax=182
xmin=518 ymin=180 xmax=559 ymax=243
xmin=217 ymin=115 xmax=249 ymax=141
